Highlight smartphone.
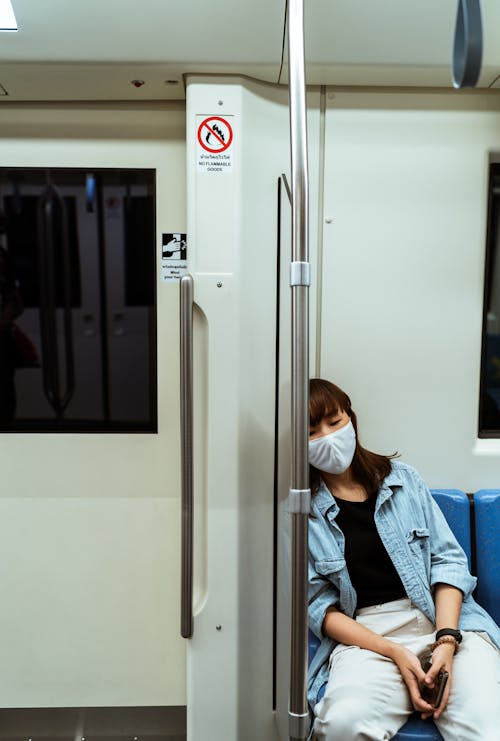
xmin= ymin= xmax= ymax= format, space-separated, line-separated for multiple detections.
xmin=421 ymin=669 xmax=449 ymax=707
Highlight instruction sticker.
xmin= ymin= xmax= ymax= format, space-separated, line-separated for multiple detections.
xmin=161 ymin=233 xmax=187 ymax=282
xmin=197 ymin=115 xmax=234 ymax=174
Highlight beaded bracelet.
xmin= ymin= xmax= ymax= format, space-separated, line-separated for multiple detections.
xmin=431 ymin=635 xmax=459 ymax=654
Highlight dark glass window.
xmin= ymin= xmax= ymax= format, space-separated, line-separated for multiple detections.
xmin=479 ymin=164 xmax=500 ymax=436
xmin=125 ymin=195 xmax=155 ymax=307
xmin=4 ymin=195 xmax=82 ymax=308
xmin=0 ymin=168 xmax=157 ymax=432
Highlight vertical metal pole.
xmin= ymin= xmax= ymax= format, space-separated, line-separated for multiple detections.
xmin=180 ymin=274 xmax=194 ymax=639
xmin=287 ymin=1 xmax=310 ymax=739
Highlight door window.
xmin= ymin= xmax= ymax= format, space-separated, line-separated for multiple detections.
xmin=0 ymin=168 xmax=157 ymax=432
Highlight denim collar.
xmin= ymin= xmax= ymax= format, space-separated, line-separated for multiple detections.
xmin=312 ymin=465 xmax=404 ymax=517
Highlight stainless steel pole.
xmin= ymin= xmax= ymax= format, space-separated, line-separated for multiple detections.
xmin=180 ymin=274 xmax=194 ymax=639
xmin=287 ymin=1 xmax=310 ymax=739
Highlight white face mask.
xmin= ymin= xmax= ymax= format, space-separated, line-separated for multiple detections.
xmin=308 ymin=420 xmax=356 ymax=474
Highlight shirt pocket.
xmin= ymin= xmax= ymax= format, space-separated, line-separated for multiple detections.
xmin=314 ymin=557 xmax=346 ymax=577
xmin=405 ymin=528 xmax=431 ymax=577
xmin=313 ymin=557 xmax=355 ymax=618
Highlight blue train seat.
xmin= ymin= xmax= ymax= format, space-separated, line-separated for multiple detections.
xmin=309 ymin=489 xmax=470 ymax=741
xmin=473 ymin=489 xmax=500 ymax=625
xmin=392 ymin=713 xmax=443 ymax=740
xmin=429 ymin=489 xmax=472 ymax=565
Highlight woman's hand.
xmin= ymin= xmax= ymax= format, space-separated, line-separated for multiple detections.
xmin=320 ymin=606 xmax=454 ymax=719
xmin=420 ymin=642 xmax=455 ymax=720
xmin=390 ymin=645 xmax=435 ymax=716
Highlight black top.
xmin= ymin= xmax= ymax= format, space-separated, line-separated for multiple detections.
xmin=334 ymin=493 xmax=406 ymax=609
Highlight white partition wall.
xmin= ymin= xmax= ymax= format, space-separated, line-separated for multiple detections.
xmin=319 ymin=90 xmax=500 ymax=490
xmin=185 ymin=77 xmax=321 ymax=741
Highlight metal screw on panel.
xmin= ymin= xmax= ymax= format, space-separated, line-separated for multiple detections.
xmin=216 ymin=624 xmax=222 ymax=631
xmin=218 ymin=100 xmax=223 ymax=106
xmin=325 ymin=218 xmax=333 ymax=224
xmin=216 ymin=281 xmax=223 ymax=288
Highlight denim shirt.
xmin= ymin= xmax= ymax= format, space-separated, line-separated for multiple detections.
xmin=308 ymin=461 xmax=500 ymax=709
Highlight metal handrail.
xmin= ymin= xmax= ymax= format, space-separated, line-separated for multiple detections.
xmin=37 ymin=191 xmax=58 ymax=412
xmin=180 ymin=273 xmax=194 ymax=639
xmin=287 ymin=1 xmax=310 ymax=739
xmin=36 ymin=183 xmax=75 ymax=419
xmin=59 ymin=187 xmax=75 ymax=411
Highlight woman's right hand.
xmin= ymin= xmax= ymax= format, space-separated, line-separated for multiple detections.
xmin=321 ymin=607 xmax=438 ymax=716
xmin=390 ymin=644 xmax=435 ymax=716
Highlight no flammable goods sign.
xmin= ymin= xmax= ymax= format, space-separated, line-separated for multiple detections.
xmin=197 ymin=115 xmax=234 ymax=173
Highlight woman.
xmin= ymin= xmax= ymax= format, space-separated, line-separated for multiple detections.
xmin=308 ymin=378 xmax=500 ymax=741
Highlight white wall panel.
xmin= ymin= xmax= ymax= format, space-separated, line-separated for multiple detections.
xmin=320 ymin=90 xmax=500 ymax=490
xmin=0 ymin=497 xmax=181 ymax=706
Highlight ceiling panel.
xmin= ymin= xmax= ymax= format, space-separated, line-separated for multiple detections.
xmin=305 ymin=0 xmax=500 ymax=67
xmin=0 ymin=62 xmax=285 ymax=100
xmin=305 ymin=0 xmax=456 ymax=66
xmin=2 ymin=0 xmax=285 ymax=63
xmin=1 ymin=1 xmax=500 ymax=99
xmin=302 ymin=0 xmax=500 ymax=88
xmin=0 ymin=0 xmax=286 ymax=99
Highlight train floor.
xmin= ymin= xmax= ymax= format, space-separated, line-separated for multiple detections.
xmin=0 ymin=706 xmax=186 ymax=740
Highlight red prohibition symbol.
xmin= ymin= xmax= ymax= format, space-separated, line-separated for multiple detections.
xmin=198 ymin=116 xmax=233 ymax=153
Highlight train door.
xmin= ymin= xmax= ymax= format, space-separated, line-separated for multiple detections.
xmin=0 ymin=103 xmax=186 ymax=721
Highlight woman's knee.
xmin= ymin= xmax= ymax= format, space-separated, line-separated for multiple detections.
xmin=313 ymin=696 xmax=375 ymax=741
xmin=458 ymin=696 xmax=500 ymax=739
xmin=440 ymin=684 xmax=500 ymax=741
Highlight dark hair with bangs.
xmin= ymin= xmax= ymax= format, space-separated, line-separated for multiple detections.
xmin=309 ymin=378 xmax=397 ymax=497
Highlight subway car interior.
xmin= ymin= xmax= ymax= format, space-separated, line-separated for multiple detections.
xmin=0 ymin=1 xmax=499 ymax=740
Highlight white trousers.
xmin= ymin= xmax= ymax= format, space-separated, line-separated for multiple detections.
xmin=312 ymin=598 xmax=500 ymax=741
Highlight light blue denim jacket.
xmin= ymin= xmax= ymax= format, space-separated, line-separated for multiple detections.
xmin=308 ymin=461 xmax=500 ymax=709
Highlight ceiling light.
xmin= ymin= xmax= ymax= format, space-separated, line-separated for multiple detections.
xmin=0 ymin=1 xmax=18 ymax=32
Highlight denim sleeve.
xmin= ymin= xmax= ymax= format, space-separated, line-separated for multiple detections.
xmin=416 ymin=475 xmax=477 ymax=598
xmin=308 ymin=556 xmax=340 ymax=637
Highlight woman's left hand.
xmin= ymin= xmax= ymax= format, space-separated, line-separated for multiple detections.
xmin=421 ymin=642 xmax=455 ymax=720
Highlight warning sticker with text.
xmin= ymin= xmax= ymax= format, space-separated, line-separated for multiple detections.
xmin=197 ymin=115 xmax=234 ymax=174
xmin=161 ymin=232 xmax=187 ymax=282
